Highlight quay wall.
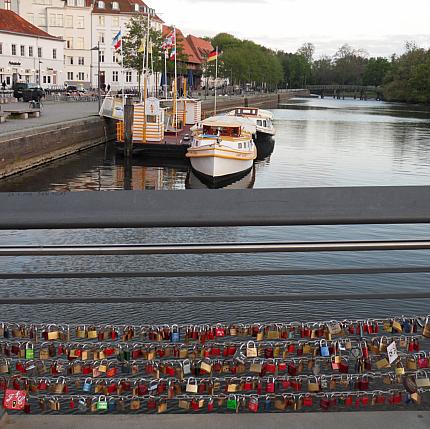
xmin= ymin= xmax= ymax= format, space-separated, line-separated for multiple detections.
xmin=0 ymin=117 xmax=116 ymax=179
xmin=0 ymin=91 xmax=308 ymax=179
xmin=202 ymin=90 xmax=309 ymax=116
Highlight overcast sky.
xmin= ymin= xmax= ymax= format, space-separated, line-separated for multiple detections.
xmin=155 ymin=0 xmax=430 ymax=57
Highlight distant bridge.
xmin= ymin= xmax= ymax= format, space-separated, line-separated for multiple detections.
xmin=305 ymin=85 xmax=382 ymax=100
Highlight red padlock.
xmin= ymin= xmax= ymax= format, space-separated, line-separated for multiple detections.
xmin=191 ymin=398 xmax=199 ymax=411
xmin=320 ymin=396 xmax=330 ymax=411
xmin=266 ymin=377 xmax=276 ymax=393
xmin=303 ymin=395 xmax=313 ymax=407
xmin=248 ymin=397 xmax=259 ymax=413
xmin=288 ymin=362 xmax=297 ymax=376
xmin=244 ymin=378 xmax=253 ymax=391
xmin=207 ymin=398 xmax=214 ymax=412
xmin=344 ymin=395 xmax=353 ymax=407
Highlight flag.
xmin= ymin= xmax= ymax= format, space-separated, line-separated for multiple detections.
xmin=162 ymin=31 xmax=175 ymax=51
xmin=112 ymin=30 xmax=122 ymax=50
xmin=138 ymin=38 xmax=146 ymax=53
xmin=207 ymin=49 xmax=219 ymax=62
xmin=169 ymin=48 xmax=176 ymax=60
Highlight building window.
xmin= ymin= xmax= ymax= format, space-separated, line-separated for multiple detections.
xmin=98 ymin=16 xmax=105 ymax=26
xmin=66 ymin=38 xmax=73 ymax=49
xmin=49 ymin=14 xmax=63 ymax=27
xmin=65 ymin=15 xmax=73 ymax=28
xmin=98 ymin=33 xmax=105 ymax=45
xmin=112 ymin=71 xmax=118 ymax=82
xmin=112 ymin=1 xmax=119 ymax=10
xmin=76 ymin=38 xmax=84 ymax=49
xmin=78 ymin=72 xmax=85 ymax=81
xmin=11 ymin=45 xmax=16 ymax=56
xmin=134 ymin=3 xmax=139 ymax=12
xmin=76 ymin=16 xmax=84 ymax=29
xmin=53 ymin=49 xmax=57 ymax=59
xmin=78 ymin=57 xmax=84 ymax=65
xmin=4 ymin=0 xmax=11 ymax=10
xmin=0 ymin=43 xmax=2 ymax=55
xmin=126 ymin=71 xmax=132 ymax=83
xmin=112 ymin=16 xmax=119 ymax=27
xmin=38 ymin=14 xmax=47 ymax=28
xmin=67 ymin=72 xmax=73 ymax=80
xmin=43 ymin=75 xmax=51 ymax=84
xmin=77 ymin=0 xmax=84 ymax=6
xmin=67 ymin=0 xmax=75 ymax=5
xmin=20 ymin=45 xmax=25 ymax=56
xmin=68 ymin=56 xmax=74 ymax=65
xmin=29 ymin=46 xmax=33 ymax=57
xmin=98 ymin=1 xmax=105 ymax=8
xmin=38 ymin=47 xmax=42 ymax=58
xmin=99 ymin=51 xmax=105 ymax=63
xmin=112 ymin=54 xmax=117 ymax=63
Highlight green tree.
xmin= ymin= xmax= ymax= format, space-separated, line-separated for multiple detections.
xmin=363 ymin=57 xmax=391 ymax=86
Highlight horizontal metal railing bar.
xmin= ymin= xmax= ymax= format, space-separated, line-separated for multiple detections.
xmin=1 ymin=292 xmax=430 ymax=305
xmin=2 ymin=187 xmax=430 ymax=229
xmin=2 ymin=240 xmax=430 ymax=256
xmin=3 ymin=266 xmax=430 ymax=279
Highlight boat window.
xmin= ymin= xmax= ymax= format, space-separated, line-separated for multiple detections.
xmin=238 ymin=143 xmax=242 ymax=149
xmin=263 ymin=120 xmax=267 ymax=127
xmin=147 ymin=115 xmax=157 ymax=122
xmin=257 ymin=120 xmax=262 ymax=126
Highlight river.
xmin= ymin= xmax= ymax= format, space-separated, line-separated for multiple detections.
xmin=0 ymin=97 xmax=430 ymax=324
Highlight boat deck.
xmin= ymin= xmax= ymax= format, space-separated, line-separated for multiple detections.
xmin=116 ymin=125 xmax=192 ymax=159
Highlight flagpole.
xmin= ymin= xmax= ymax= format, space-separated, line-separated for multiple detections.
xmin=164 ymin=50 xmax=167 ymax=100
xmin=173 ymin=26 xmax=178 ymax=130
xmin=120 ymin=25 xmax=125 ymax=115
xmin=214 ymin=46 xmax=218 ymax=115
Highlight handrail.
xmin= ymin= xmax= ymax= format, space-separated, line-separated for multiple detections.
xmin=2 ymin=186 xmax=430 ymax=229
xmin=2 ymin=240 xmax=430 ymax=256
xmin=2 ymin=266 xmax=430 ymax=279
xmin=1 ymin=292 xmax=430 ymax=305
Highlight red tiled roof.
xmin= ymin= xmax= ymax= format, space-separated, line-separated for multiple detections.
xmin=0 ymin=9 xmax=60 ymax=40
xmin=163 ymin=26 xmax=206 ymax=64
xmin=187 ymin=35 xmax=213 ymax=62
xmin=92 ymin=0 xmax=163 ymax=22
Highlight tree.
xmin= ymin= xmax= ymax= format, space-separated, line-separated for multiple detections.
xmin=297 ymin=42 xmax=315 ymax=64
xmin=363 ymin=57 xmax=391 ymax=86
xmin=122 ymin=14 xmax=163 ymax=90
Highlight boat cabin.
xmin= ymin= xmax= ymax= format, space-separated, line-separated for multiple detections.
xmin=233 ymin=107 xmax=259 ymax=117
xmin=203 ymin=125 xmax=241 ymax=138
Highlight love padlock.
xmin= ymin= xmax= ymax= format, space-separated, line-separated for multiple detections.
xmin=320 ymin=340 xmax=330 ymax=357
xmin=83 ymin=378 xmax=93 ymax=393
xmin=171 ymin=325 xmax=180 ymax=343
xmin=25 ymin=343 xmax=34 ymax=360
xmin=97 ymin=395 xmax=108 ymax=411
xmin=422 ymin=316 xmax=430 ymax=338
xmin=248 ymin=396 xmax=259 ymax=413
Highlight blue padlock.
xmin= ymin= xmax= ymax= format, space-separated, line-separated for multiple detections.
xmin=83 ymin=378 xmax=93 ymax=393
xmin=403 ymin=319 xmax=411 ymax=334
xmin=265 ymin=396 xmax=271 ymax=411
xmin=320 ymin=340 xmax=330 ymax=357
xmin=108 ymin=399 xmax=116 ymax=412
xmin=171 ymin=324 xmax=180 ymax=343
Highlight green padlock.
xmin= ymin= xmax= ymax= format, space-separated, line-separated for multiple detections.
xmin=97 ymin=396 xmax=108 ymax=411
xmin=25 ymin=342 xmax=34 ymax=359
xmin=227 ymin=395 xmax=238 ymax=411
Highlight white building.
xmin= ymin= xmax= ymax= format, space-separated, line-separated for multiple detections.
xmin=91 ymin=0 xmax=163 ymax=90
xmin=0 ymin=9 xmax=65 ymax=87
xmin=0 ymin=0 xmax=163 ymax=90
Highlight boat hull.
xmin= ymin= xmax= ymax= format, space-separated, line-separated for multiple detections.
xmin=187 ymin=167 xmax=255 ymax=189
xmin=187 ymin=147 xmax=255 ymax=179
xmin=254 ymin=131 xmax=275 ymax=159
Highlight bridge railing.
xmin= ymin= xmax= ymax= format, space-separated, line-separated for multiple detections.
xmin=0 ymin=188 xmax=429 ymax=414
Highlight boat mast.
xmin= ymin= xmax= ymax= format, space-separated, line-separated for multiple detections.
xmin=214 ymin=46 xmax=218 ymax=116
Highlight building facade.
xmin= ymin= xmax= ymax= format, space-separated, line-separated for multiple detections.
xmin=0 ymin=9 xmax=65 ymax=87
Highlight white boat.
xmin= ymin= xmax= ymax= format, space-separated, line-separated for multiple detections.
xmin=186 ymin=116 xmax=257 ymax=182
xmin=227 ymin=107 xmax=276 ymax=158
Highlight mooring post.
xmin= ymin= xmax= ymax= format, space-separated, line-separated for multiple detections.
xmin=124 ymin=96 xmax=134 ymax=158
xmin=123 ymin=96 xmax=133 ymax=190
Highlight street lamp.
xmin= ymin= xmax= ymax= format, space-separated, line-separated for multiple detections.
xmin=91 ymin=42 xmax=101 ymax=110
xmin=38 ymin=61 xmax=42 ymax=86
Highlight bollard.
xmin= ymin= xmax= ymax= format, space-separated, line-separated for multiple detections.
xmin=123 ymin=96 xmax=134 ymax=159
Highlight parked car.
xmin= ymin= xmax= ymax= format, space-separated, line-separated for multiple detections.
xmin=21 ymin=84 xmax=45 ymax=102
xmin=65 ymin=85 xmax=86 ymax=94
xmin=12 ymin=82 xmax=30 ymax=100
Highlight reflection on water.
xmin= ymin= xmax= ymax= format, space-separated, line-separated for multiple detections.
xmin=0 ymin=98 xmax=430 ymax=191
xmin=185 ymin=168 xmax=256 ymax=189
xmin=1 ymin=98 xmax=430 ymax=323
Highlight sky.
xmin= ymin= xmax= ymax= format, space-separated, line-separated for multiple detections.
xmin=155 ymin=0 xmax=430 ymax=58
